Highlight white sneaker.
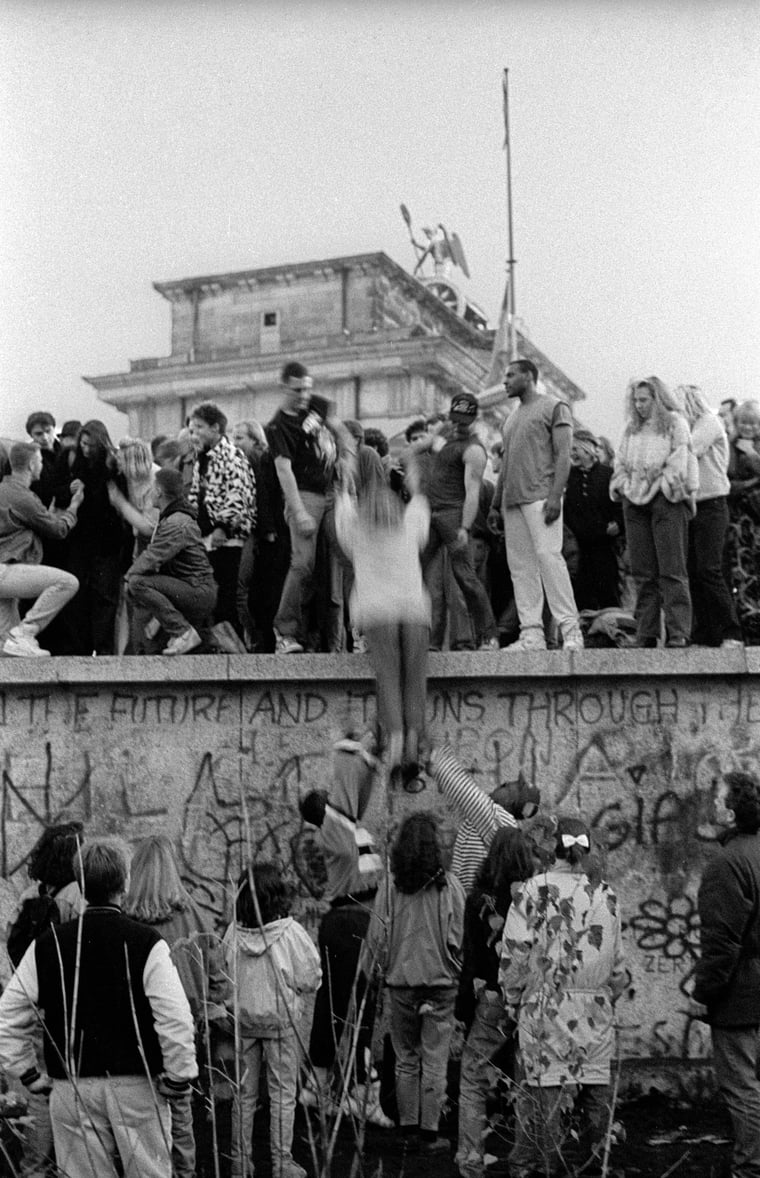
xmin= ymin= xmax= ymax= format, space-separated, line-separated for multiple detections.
xmin=341 ymin=1081 xmax=394 ymax=1128
xmin=162 ymin=627 xmax=201 ymax=656
xmin=508 ymin=632 xmax=547 ymax=651
xmin=721 ymin=638 xmax=744 ymax=649
xmin=3 ymin=629 xmax=51 ymax=658
xmin=478 ymin=637 xmax=500 ymax=651
xmin=562 ymin=629 xmax=585 ymax=651
xmin=274 ymin=630 xmax=304 ymax=654
xmin=352 ymin=630 xmax=368 ymax=654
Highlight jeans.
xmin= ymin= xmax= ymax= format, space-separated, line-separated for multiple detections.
xmin=231 ymin=1031 xmax=300 ymax=1178
xmin=309 ymin=904 xmax=373 ymax=1080
xmin=457 ymin=992 xmax=511 ymax=1178
xmin=624 ymin=495 xmax=692 ymax=644
xmin=322 ymin=499 xmax=354 ymax=652
xmin=126 ymin=574 xmax=217 ymax=638
xmin=0 ymin=563 xmax=79 ymax=640
xmin=510 ymin=1081 xmax=611 ymax=1177
xmin=688 ymin=496 xmax=741 ymax=644
xmin=50 ymin=1076 xmax=171 ymax=1178
xmin=274 ymin=491 xmax=327 ymax=641
xmin=389 ymin=985 xmax=457 ymax=1132
xmin=712 ymin=1025 xmax=760 ymax=1178
xmin=422 ymin=508 xmax=496 ymax=644
xmin=428 ymin=548 xmax=475 ymax=651
xmin=364 ymin=621 xmax=428 ymax=763
xmin=503 ymin=501 xmax=579 ymax=636
xmin=208 ymin=545 xmax=243 ymax=633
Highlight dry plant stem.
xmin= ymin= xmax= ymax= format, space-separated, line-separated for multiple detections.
xmin=660 ymin=1150 xmax=692 ymax=1178
xmin=199 ymin=967 xmax=222 ymax=1178
xmin=598 ymin=1033 xmax=622 ymax=1178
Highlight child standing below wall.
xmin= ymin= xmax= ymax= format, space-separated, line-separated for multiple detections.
xmin=364 ymin=812 xmax=465 ymax=1154
xmin=223 ymin=862 xmax=321 ymax=1178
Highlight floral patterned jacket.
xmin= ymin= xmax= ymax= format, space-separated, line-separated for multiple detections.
xmin=188 ymin=435 xmax=256 ymax=540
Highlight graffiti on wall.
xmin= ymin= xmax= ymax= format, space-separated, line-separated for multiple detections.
xmin=1 ymin=676 xmax=759 ymax=1067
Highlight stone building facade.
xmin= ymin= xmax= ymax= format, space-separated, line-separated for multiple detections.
xmin=85 ymin=251 xmax=585 ymax=438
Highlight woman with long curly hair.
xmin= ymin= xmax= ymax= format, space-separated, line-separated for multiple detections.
xmin=60 ymin=420 xmax=130 ymax=653
xmin=610 ymin=377 xmax=698 ymax=647
xmin=365 ymin=812 xmax=464 ymax=1154
xmin=107 ymin=438 xmax=161 ymax=652
xmin=124 ymin=834 xmax=228 ymax=1178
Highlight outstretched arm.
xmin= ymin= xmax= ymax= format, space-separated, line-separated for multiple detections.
xmin=432 ymin=745 xmax=516 ymax=847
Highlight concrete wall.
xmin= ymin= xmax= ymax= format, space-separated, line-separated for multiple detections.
xmin=1 ymin=648 xmax=758 ymax=1085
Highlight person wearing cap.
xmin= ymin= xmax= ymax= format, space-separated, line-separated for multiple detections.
xmin=563 ymin=426 xmax=623 ymax=611
xmin=419 ymin=391 xmax=500 ymax=651
xmin=489 ymin=359 xmax=583 ymax=651
xmin=266 ymin=361 xmax=340 ymax=654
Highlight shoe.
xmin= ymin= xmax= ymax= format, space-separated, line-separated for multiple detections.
xmin=479 ymin=637 xmax=500 ymax=651
xmin=420 ymin=1136 xmax=451 ymax=1154
xmin=721 ymin=638 xmax=744 ymax=649
xmin=352 ymin=630 xmax=368 ymax=654
xmin=162 ymin=627 xmax=202 ymax=656
xmin=562 ymin=629 xmax=585 ymax=651
xmin=274 ymin=631 xmax=304 ymax=654
xmin=508 ymin=632 xmax=547 ymax=651
xmin=3 ymin=629 xmax=51 ymax=658
xmin=341 ymin=1081 xmax=394 ymax=1128
xmin=665 ymin=637 xmax=689 ymax=648
xmin=299 ymin=1078 xmax=336 ymax=1114
xmin=274 ymin=1160 xmax=307 ymax=1178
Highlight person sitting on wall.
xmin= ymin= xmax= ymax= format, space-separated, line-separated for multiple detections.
xmin=124 ymin=466 xmax=218 ymax=655
xmin=0 ymin=441 xmax=83 ymax=658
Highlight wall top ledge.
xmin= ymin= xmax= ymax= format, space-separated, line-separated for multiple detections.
xmin=0 ymin=647 xmax=755 ymax=686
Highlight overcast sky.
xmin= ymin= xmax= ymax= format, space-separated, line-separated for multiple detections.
xmin=1 ymin=0 xmax=758 ymax=446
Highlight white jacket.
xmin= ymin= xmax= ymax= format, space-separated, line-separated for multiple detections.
xmin=223 ymin=916 xmax=321 ymax=1037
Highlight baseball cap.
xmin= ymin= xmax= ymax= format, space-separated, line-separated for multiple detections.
xmin=449 ymin=392 xmax=479 ymax=422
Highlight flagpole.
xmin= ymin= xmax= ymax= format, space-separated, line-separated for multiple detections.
xmin=503 ymin=68 xmax=517 ymax=360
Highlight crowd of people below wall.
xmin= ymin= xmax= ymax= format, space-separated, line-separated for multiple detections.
xmin=0 ymin=359 xmax=756 ymax=659
xmin=0 ymin=741 xmax=758 ymax=1178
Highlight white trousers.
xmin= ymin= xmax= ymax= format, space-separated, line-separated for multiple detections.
xmin=503 ymin=501 xmax=579 ymax=634
xmin=50 ymin=1076 xmax=171 ymax=1178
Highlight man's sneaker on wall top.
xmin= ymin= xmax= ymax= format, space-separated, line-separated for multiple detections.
xmin=507 ymin=631 xmax=547 ymax=651
xmin=163 ymin=627 xmax=201 ymax=656
xmin=478 ymin=637 xmax=500 ymax=651
xmin=2 ymin=627 xmax=51 ymax=658
xmin=274 ymin=630 xmax=304 ymax=654
xmin=562 ymin=628 xmax=585 ymax=651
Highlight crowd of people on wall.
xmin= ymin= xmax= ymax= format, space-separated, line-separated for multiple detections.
xmin=1 ymin=361 xmax=755 ymax=664
xmin=1 ymin=743 xmax=758 ymax=1178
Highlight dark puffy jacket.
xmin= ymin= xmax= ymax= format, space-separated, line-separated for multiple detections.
xmin=694 ymin=828 xmax=760 ymax=1026
xmin=126 ymin=499 xmax=216 ymax=592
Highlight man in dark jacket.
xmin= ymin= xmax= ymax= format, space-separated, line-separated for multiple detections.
xmin=125 ymin=467 xmax=217 ymax=655
xmin=693 ymin=770 xmax=760 ymax=1178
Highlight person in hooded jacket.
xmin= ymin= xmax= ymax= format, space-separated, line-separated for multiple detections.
xmin=124 ymin=466 xmax=217 ymax=655
xmin=223 ymin=862 xmax=321 ymax=1178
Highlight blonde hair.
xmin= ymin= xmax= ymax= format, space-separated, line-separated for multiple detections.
xmin=677 ymin=384 xmax=713 ymax=427
xmin=624 ymin=376 xmax=682 ymax=436
xmin=358 ymin=481 xmax=403 ymax=533
xmin=118 ymin=438 xmax=156 ymax=512
xmin=123 ymin=834 xmax=193 ymax=923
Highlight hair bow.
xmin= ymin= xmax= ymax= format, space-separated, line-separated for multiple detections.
xmin=561 ymin=833 xmax=590 ymax=850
